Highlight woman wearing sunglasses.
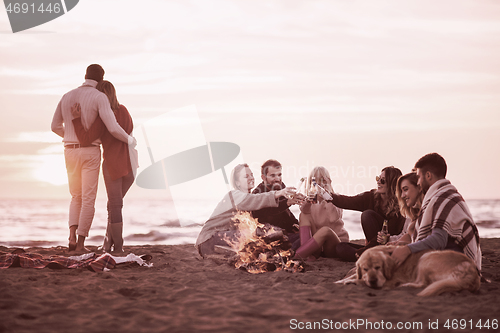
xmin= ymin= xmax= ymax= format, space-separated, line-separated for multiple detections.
xmin=329 ymin=166 xmax=406 ymax=261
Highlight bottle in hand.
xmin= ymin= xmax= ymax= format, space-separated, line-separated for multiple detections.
xmin=380 ymin=220 xmax=389 ymax=244
xmin=307 ymin=177 xmax=318 ymax=203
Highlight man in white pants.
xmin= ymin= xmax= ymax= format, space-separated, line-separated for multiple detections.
xmin=51 ymin=64 xmax=136 ymax=251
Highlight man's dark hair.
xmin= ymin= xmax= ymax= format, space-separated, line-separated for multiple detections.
xmin=261 ymin=159 xmax=282 ymax=176
xmin=414 ymin=153 xmax=447 ymax=179
xmin=85 ymin=64 xmax=105 ymax=82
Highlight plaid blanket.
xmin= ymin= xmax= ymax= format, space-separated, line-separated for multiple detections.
xmin=0 ymin=249 xmax=152 ymax=272
xmin=415 ymin=179 xmax=481 ymax=271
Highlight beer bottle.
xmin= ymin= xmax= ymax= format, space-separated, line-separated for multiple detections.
xmin=380 ymin=220 xmax=389 ymax=244
xmin=296 ymin=177 xmax=306 ymax=194
xmin=308 ymin=177 xmax=318 ymax=202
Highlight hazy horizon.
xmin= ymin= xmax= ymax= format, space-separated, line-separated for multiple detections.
xmin=1 ymin=0 xmax=499 ymax=203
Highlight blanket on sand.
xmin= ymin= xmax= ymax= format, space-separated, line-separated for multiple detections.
xmin=0 ymin=249 xmax=152 ymax=272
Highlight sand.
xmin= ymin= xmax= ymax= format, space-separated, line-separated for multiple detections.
xmin=1 ymin=238 xmax=499 ymax=333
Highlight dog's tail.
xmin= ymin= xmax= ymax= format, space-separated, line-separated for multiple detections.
xmin=417 ymin=262 xmax=481 ymax=297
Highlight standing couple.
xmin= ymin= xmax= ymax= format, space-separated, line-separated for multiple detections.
xmin=51 ymin=64 xmax=138 ymax=253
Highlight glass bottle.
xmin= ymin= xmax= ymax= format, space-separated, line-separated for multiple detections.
xmin=380 ymin=220 xmax=389 ymax=244
xmin=312 ymin=177 xmax=333 ymax=201
xmin=307 ymin=177 xmax=318 ymax=202
xmin=295 ymin=177 xmax=306 ymax=194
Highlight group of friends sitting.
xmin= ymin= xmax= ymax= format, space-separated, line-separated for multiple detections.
xmin=195 ymin=153 xmax=481 ymax=273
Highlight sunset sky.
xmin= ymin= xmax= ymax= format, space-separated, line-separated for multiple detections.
xmin=1 ymin=0 xmax=499 ymax=202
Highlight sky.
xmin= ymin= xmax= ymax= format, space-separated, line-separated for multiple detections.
xmin=0 ymin=0 xmax=499 ymax=202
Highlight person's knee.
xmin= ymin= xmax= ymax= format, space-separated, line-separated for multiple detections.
xmin=71 ymin=194 xmax=82 ymax=201
xmin=361 ymin=210 xmax=383 ymax=241
xmin=107 ymin=200 xmax=123 ymax=209
xmin=361 ymin=210 xmax=383 ymax=231
xmin=319 ymin=226 xmax=334 ymax=235
xmin=81 ymin=200 xmax=97 ymax=209
xmin=315 ymin=226 xmax=335 ymax=242
xmin=361 ymin=210 xmax=380 ymax=224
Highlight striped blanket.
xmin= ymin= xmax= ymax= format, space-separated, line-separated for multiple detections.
xmin=0 ymin=249 xmax=152 ymax=272
xmin=415 ymin=179 xmax=481 ymax=270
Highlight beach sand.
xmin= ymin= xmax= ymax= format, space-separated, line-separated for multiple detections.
xmin=1 ymin=238 xmax=499 ymax=333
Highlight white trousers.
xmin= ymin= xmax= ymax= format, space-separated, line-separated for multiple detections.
xmin=64 ymin=146 xmax=101 ymax=237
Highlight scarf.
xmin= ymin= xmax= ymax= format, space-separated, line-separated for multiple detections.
xmin=416 ymin=179 xmax=481 ymax=271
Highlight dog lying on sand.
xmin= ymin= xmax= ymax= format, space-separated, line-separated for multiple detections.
xmin=336 ymin=245 xmax=480 ymax=297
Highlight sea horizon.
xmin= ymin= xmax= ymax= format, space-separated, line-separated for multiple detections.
xmin=1 ymin=197 xmax=499 ymax=248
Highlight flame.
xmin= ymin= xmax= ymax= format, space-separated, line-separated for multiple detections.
xmin=225 ymin=211 xmax=304 ymax=274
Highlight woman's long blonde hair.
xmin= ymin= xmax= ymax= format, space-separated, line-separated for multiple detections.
xmin=96 ymin=80 xmax=120 ymax=112
xmin=306 ymin=166 xmax=333 ymax=195
xmin=230 ymin=163 xmax=250 ymax=191
xmin=396 ymin=172 xmax=423 ymax=221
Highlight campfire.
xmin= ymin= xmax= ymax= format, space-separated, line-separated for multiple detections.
xmin=223 ymin=211 xmax=304 ymax=274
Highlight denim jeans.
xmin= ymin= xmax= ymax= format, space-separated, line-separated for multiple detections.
xmin=102 ymin=160 xmax=135 ymax=224
xmin=361 ymin=210 xmax=386 ymax=242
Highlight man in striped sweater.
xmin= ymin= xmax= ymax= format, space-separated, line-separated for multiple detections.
xmin=391 ymin=153 xmax=481 ymax=271
xmin=51 ymin=64 xmax=136 ymax=252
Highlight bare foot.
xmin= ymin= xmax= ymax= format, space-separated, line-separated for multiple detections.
xmin=68 ymin=226 xmax=78 ymax=251
xmin=74 ymin=235 xmax=88 ymax=252
xmin=73 ymin=246 xmax=91 ymax=254
xmin=68 ymin=242 xmax=77 ymax=252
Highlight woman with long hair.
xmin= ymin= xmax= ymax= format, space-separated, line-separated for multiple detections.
xmin=195 ymin=164 xmax=295 ymax=257
xmin=332 ymin=166 xmax=405 ymax=261
xmin=396 ymin=172 xmax=423 ymax=221
xmin=380 ymin=172 xmax=423 ymax=245
xmin=71 ymin=80 xmax=136 ymax=253
xmin=296 ymin=166 xmax=349 ymax=259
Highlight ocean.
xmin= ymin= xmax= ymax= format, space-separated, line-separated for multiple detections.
xmin=1 ymin=198 xmax=499 ymax=248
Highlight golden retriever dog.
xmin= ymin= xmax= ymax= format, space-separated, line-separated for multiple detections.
xmin=336 ymin=245 xmax=480 ymax=297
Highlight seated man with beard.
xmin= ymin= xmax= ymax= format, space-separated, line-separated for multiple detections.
xmin=251 ymin=159 xmax=303 ymax=249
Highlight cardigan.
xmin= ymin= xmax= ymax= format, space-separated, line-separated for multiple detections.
xmin=52 ymin=79 xmax=130 ymax=145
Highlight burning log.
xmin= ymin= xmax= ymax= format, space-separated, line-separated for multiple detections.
xmin=226 ymin=211 xmax=304 ymax=274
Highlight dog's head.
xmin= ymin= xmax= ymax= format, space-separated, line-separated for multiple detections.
xmin=356 ymin=246 xmax=396 ymax=289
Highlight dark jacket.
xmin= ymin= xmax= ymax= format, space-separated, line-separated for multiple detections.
xmin=329 ymin=189 xmax=405 ymax=235
xmin=251 ymin=182 xmax=299 ymax=233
